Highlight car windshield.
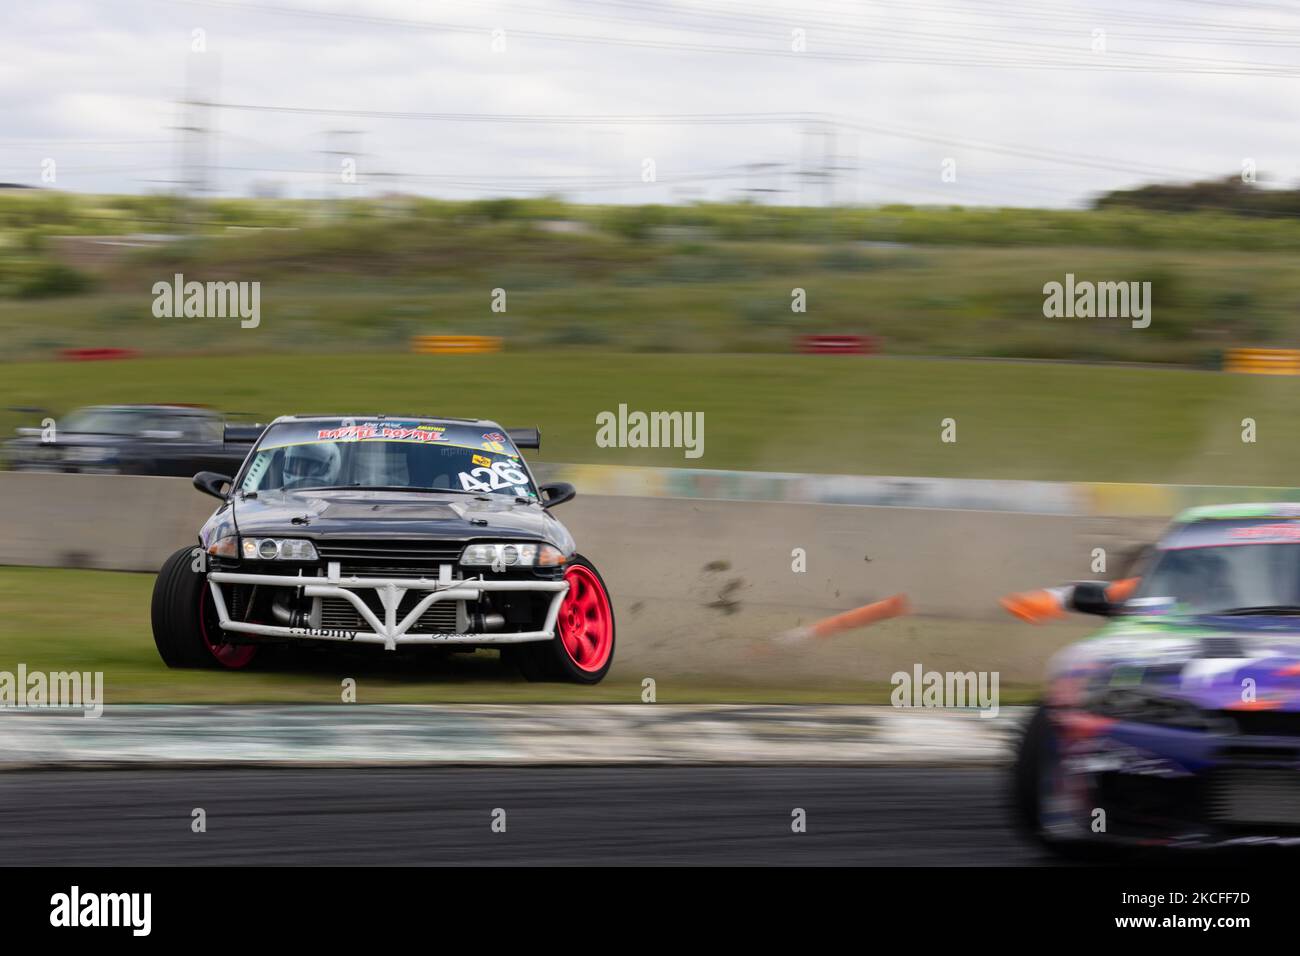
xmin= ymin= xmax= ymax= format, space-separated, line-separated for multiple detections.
xmin=59 ymin=408 xmax=158 ymax=435
xmin=1137 ymin=541 xmax=1300 ymax=614
xmin=239 ymin=419 xmax=538 ymax=500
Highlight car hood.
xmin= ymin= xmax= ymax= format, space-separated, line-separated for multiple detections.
xmin=231 ymin=488 xmax=560 ymax=543
xmin=1051 ymin=614 xmax=1300 ymax=711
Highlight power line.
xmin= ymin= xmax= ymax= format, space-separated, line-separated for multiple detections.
xmin=192 ymin=100 xmax=1230 ymax=181
xmin=155 ymin=0 xmax=1300 ymax=76
xmin=195 ymin=103 xmax=812 ymax=125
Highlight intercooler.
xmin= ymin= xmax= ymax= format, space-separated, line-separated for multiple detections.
xmin=1211 ymin=769 xmax=1300 ymax=828
xmin=316 ymin=551 xmax=466 ymax=634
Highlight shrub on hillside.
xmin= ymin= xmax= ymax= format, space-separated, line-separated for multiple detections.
xmin=13 ymin=262 xmax=95 ymax=299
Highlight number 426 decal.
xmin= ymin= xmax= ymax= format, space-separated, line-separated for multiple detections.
xmin=458 ymin=459 xmax=529 ymax=493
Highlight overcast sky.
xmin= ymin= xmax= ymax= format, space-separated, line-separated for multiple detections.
xmin=4 ymin=0 xmax=1299 ymax=207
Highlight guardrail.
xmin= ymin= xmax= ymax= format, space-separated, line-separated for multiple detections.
xmin=1224 ymin=347 xmax=1300 ymax=375
xmin=411 ymin=335 xmax=502 ymax=355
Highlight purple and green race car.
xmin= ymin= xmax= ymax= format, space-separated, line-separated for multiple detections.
xmin=1014 ymin=502 xmax=1300 ymax=856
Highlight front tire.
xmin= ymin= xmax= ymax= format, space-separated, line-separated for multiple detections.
xmin=1012 ymin=705 xmax=1115 ymax=862
xmin=1011 ymin=705 xmax=1052 ymax=840
xmin=511 ymin=555 xmax=615 ymax=684
xmin=151 ymin=546 xmax=257 ymax=670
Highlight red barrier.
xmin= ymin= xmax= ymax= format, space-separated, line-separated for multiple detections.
xmin=797 ymin=334 xmax=878 ymax=355
xmin=58 ymin=348 xmax=139 ymax=361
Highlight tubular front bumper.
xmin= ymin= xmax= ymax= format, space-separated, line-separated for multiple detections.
xmin=207 ymin=563 xmax=569 ymax=650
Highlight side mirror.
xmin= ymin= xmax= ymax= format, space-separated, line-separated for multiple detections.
xmin=193 ymin=471 xmax=233 ymax=500
xmin=1069 ymin=581 xmax=1115 ymax=617
xmin=539 ymin=481 xmax=575 ymax=509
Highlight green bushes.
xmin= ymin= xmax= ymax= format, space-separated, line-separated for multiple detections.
xmin=7 ymin=262 xmax=95 ymax=299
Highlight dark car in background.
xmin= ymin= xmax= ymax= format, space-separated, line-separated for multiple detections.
xmin=5 ymin=404 xmax=260 ymax=476
xmin=150 ymin=414 xmax=615 ymax=683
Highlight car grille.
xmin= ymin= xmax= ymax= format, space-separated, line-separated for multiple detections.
xmin=315 ymin=540 xmax=464 ymax=566
xmin=335 ymin=564 xmax=454 ymax=579
xmin=1222 ymin=710 xmax=1300 ymax=737
xmin=318 ymin=596 xmax=459 ymax=634
xmin=1211 ymin=770 xmax=1300 ymax=827
xmin=316 ymin=540 xmax=466 ymax=593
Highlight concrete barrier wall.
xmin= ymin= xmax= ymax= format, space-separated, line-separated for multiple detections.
xmin=536 ymin=462 xmax=1300 ymax=517
xmin=0 ymin=473 xmax=214 ymax=571
xmin=0 ymin=473 xmax=1167 ymax=683
xmin=563 ymin=496 xmax=1163 ymax=683
xmin=569 ymin=498 xmax=1164 ymax=618
xmin=0 ymin=472 xmax=1164 ymax=602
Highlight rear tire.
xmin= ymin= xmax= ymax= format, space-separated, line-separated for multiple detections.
xmin=512 ymin=555 xmax=615 ymax=684
xmin=151 ymin=546 xmax=258 ymax=670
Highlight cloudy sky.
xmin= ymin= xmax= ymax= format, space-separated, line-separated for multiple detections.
xmin=4 ymin=0 xmax=1299 ymax=207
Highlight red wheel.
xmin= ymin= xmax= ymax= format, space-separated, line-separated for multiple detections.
xmin=198 ymin=582 xmax=257 ymax=670
xmin=558 ymin=562 xmax=614 ymax=673
xmin=510 ymin=554 xmax=614 ymax=684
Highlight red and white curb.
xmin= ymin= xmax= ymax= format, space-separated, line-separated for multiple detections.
xmin=0 ymin=705 xmax=1026 ymax=767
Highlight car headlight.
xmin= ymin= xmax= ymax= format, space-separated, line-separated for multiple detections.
xmin=460 ymin=542 xmax=565 ymax=567
xmin=1085 ymin=686 xmax=1225 ymax=732
xmin=240 ymin=538 xmax=319 ymax=561
xmin=207 ymin=536 xmax=239 ymax=559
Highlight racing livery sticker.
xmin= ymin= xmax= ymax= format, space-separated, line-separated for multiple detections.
xmin=257 ymin=419 xmax=509 ymax=454
xmin=316 ymin=424 xmax=448 ymax=443
xmin=458 ymin=459 xmax=530 ymax=494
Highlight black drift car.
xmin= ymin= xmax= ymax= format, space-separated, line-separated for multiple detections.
xmin=6 ymin=404 xmax=257 ymax=477
xmin=150 ymin=414 xmax=615 ymax=683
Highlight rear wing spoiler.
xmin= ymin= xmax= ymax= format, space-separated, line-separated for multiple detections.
xmin=224 ymin=423 xmax=266 ymax=444
xmin=507 ymin=427 xmax=540 ymax=450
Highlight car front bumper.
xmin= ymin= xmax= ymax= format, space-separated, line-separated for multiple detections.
xmin=207 ymin=563 xmax=569 ymax=650
xmin=1046 ymin=710 xmax=1300 ymax=848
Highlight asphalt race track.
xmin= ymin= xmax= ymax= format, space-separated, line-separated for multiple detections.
xmin=0 ymin=766 xmax=1047 ymax=866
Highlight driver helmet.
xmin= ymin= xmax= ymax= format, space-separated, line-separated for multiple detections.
xmin=283 ymin=442 xmax=340 ymax=488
